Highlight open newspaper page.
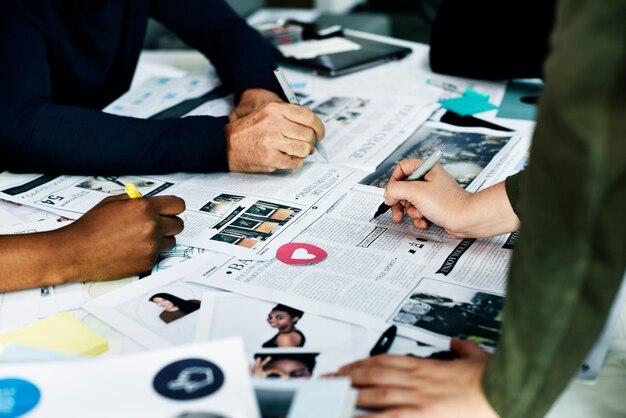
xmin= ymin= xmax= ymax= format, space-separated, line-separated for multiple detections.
xmin=0 ymin=164 xmax=365 ymax=258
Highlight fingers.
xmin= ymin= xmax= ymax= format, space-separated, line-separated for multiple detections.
xmin=357 ymin=387 xmax=420 ymax=409
xmin=157 ymin=236 xmax=176 ymax=253
xmin=390 ymin=159 xmax=423 ymax=182
xmin=146 ymin=196 xmax=186 ymax=216
xmin=450 ymin=338 xmax=490 ymax=360
xmin=347 ymin=367 xmax=421 ymax=389
xmin=280 ymin=122 xmax=317 ymax=145
xmin=275 ymin=136 xmax=314 ymax=158
xmin=281 ymin=104 xmax=325 ymax=140
xmin=338 ymin=355 xmax=426 ymax=374
xmin=362 ymin=407 xmax=428 ymax=418
xmin=159 ymin=215 xmax=184 ymax=237
xmin=384 ymin=181 xmax=423 ymax=207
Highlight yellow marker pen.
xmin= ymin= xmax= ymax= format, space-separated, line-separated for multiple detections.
xmin=125 ymin=183 xmax=143 ymax=199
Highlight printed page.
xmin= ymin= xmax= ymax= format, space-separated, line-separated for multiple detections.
xmin=187 ymin=188 xmax=518 ymax=350
xmin=0 ymin=165 xmax=365 ymax=258
xmin=0 ymin=338 xmax=260 ymax=418
xmin=103 ymin=69 xmax=220 ymax=118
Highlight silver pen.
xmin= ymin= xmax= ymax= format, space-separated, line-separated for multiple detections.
xmin=274 ymin=68 xmax=328 ymax=161
xmin=371 ymin=149 xmax=445 ymax=221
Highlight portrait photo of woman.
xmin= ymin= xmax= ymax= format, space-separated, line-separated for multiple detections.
xmin=149 ymin=293 xmax=201 ymax=324
xmin=262 ymin=304 xmax=306 ymax=348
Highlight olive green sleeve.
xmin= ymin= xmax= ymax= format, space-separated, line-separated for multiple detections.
xmin=504 ymin=171 xmax=525 ymax=219
xmin=481 ymin=0 xmax=626 ymax=417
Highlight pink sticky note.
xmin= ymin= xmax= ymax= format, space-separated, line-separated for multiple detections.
xmin=276 ymin=243 xmax=328 ymax=265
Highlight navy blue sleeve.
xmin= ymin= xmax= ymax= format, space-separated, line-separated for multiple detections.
xmin=150 ymin=0 xmax=284 ymax=103
xmin=0 ymin=11 xmax=229 ymax=175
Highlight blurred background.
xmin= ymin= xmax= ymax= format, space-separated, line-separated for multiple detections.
xmin=144 ymin=0 xmax=442 ymax=49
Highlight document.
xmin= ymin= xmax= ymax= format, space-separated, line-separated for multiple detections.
xmin=83 ymin=253 xmax=231 ymax=349
xmin=185 ymin=187 xmax=518 ymax=350
xmin=0 ymin=164 xmax=364 ymax=258
xmin=0 ymin=338 xmax=260 ymax=418
xmin=103 ymin=70 xmax=220 ymax=119
xmin=194 ymin=293 xmax=364 ymax=354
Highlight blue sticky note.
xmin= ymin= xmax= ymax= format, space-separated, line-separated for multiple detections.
xmin=439 ymin=96 xmax=498 ymax=116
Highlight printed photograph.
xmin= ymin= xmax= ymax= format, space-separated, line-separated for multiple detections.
xmin=149 ymin=292 xmax=201 ymax=324
xmin=251 ymin=353 xmax=319 ymax=379
xmin=211 ymin=201 xmax=301 ymax=249
xmin=199 ymin=193 xmax=245 ymax=216
xmin=360 ymin=123 xmax=512 ymax=189
xmin=392 ymin=278 xmax=504 ymax=347
xmin=75 ymin=176 xmax=161 ymax=195
xmin=195 ymin=294 xmax=355 ymax=353
xmin=115 ymin=282 xmax=209 ymax=346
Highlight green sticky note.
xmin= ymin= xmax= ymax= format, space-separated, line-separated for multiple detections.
xmin=463 ymin=88 xmax=490 ymax=101
xmin=439 ymin=96 xmax=498 ymax=116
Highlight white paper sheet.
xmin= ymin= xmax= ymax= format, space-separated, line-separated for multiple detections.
xmin=0 ymin=338 xmax=260 ymax=418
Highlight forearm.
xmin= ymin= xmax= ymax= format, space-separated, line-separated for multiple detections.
xmin=1 ymin=101 xmax=229 ymax=175
xmin=0 ymin=231 xmax=78 ymax=292
xmin=451 ymin=181 xmax=520 ymax=238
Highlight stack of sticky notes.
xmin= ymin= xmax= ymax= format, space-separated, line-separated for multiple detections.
xmin=439 ymin=88 xmax=498 ymax=116
xmin=0 ymin=312 xmax=108 ymax=357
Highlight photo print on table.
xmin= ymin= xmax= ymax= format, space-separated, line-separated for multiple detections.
xmin=392 ymin=278 xmax=504 ymax=348
xmin=361 ymin=122 xmax=512 ymax=189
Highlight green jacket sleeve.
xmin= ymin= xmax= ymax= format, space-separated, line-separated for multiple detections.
xmin=482 ymin=0 xmax=626 ymax=417
xmin=504 ymin=171 xmax=525 ymax=219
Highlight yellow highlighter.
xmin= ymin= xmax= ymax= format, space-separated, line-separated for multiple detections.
xmin=125 ymin=183 xmax=143 ymax=199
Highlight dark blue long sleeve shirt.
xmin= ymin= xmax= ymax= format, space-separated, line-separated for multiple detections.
xmin=0 ymin=0 xmax=282 ymax=175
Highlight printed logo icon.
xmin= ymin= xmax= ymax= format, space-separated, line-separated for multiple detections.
xmin=153 ymin=359 xmax=225 ymax=400
xmin=0 ymin=378 xmax=41 ymax=417
xmin=276 ymin=243 xmax=328 ymax=265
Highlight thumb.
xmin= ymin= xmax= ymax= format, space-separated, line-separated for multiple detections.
xmin=450 ymin=338 xmax=487 ymax=359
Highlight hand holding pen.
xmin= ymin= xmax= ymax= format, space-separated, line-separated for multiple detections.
xmin=372 ymin=150 xmax=444 ymax=221
xmin=274 ymin=68 xmax=329 ymax=161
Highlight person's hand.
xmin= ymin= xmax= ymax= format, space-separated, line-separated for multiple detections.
xmin=250 ymin=356 xmax=289 ymax=379
xmin=330 ymin=339 xmax=499 ymax=418
xmin=384 ymin=159 xmax=471 ymax=237
xmin=225 ymin=100 xmax=325 ymax=173
xmin=384 ymin=159 xmax=520 ymax=238
xmin=229 ymin=88 xmax=283 ymax=122
xmin=54 ymin=194 xmax=185 ymax=282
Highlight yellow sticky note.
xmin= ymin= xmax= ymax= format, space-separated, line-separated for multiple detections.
xmin=0 ymin=312 xmax=108 ymax=356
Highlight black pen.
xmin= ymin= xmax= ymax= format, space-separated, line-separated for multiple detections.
xmin=371 ymin=149 xmax=444 ymax=221
xmin=369 ymin=325 xmax=397 ymax=356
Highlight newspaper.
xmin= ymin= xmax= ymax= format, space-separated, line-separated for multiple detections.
xmin=186 ymin=187 xmax=518 ymax=350
xmin=0 ymin=165 xmax=364 ymax=258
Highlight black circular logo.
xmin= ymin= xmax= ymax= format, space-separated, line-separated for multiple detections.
xmin=153 ymin=358 xmax=225 ymax=400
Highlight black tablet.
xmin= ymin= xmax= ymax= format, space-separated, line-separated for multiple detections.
xmin=275 ymin=35 xmax=412 ymax=77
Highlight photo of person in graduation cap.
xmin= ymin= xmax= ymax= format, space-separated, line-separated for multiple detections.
xmin=149 ymin=293 xmax=201 ymax=324
xmin=262 ymin=304 xmax=306 ymax=348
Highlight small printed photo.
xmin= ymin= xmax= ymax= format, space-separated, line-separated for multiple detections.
xmin=335 ymin=111 xmax=361 ymax=126
xmin=251 ymin=353 xmax=319 ymax=379
xmin=244 ymin=201 xmax=300 ymax=224
xmin=360 ymin=124 xmax=512 ymax=189
xmin=312 ymin=97 xmax=352 ymax=118
xmin=148 ymin=293 xmax=201 ymax=324
xmin=75 ymin=176 xmax=158 ymax=195
xmin=114 ymin=282 xmax=208 ymax=346
xmin=199 ymin=193 xmax=245 ymax=216
xmin=210 ymin=226 xmax=269 ymax=249
xmin=392 ymin=278 xmax=504 ymax=347
xmin=194 ymin=294 xmax=355 ymax=353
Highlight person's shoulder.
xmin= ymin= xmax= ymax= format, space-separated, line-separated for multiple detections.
xmin=0 ymin=0 xmax=55 ymax=32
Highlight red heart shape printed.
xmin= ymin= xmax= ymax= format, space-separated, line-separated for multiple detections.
xmin=276 ymin=243 xmax=328 ymax=265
